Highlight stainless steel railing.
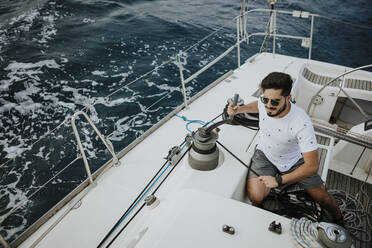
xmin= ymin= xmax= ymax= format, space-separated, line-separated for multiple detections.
xmin=70 ymin=109 xmax=120 ymax=184
xmin=306 ymin=64 xmax=372 ymax=118
xmin=177 ymin=8 xmax=319 ymax=108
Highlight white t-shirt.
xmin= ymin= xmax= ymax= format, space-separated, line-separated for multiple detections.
xmin=256 ymin=100 xmax=318 ymax=172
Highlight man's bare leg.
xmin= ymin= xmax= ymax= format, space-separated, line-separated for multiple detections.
xmin=247 ymin=178 xmax=271 ymax=205
xmin=306 ymin=185 xmax=343 ymax=222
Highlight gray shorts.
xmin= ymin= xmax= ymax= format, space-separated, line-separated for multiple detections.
xmin=247 ymin=149 xmax=323 ymax=190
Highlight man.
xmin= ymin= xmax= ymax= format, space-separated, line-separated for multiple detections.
xmin=228 ymin=72 xmax=343 ymax=225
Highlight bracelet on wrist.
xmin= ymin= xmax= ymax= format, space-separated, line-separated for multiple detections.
xmin=275 ymin=174 xmax=283 ymax=187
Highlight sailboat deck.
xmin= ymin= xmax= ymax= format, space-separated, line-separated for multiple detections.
xmin=16 ymin=53 xmax=372 ymax=248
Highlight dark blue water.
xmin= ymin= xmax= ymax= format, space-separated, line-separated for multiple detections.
xmin=0 ymin=0 xmax=371 ymax=244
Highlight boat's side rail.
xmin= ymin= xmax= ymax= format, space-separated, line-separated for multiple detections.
xmin=312 ymin=119 xmax=372 ymax=150
xmin=312 ymin=119 xmax=372 ymax=177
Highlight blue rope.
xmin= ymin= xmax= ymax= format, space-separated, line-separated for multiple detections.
xmin=110 ymin=141 xmax=188 ymax=234
xmin=175 ymin=114 xmax=213 ymax=133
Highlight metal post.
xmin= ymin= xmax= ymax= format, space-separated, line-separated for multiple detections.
xmin=0 ymin=234 xmax=10 ymax=248
xmin=236 ymin=18 xmax=241 ymax=68
xmin=321 ymin=137 xmax=335 ymax=182
xmin=273 ymin=10 xmax=276 ymax=56
xmin=71 ymin=117 xmax=94 ymax=184
xmin=309 ymin=15 xmax=314 ymax=59
xmin=350 ymin=147 xmax=366 ymax=175
xmin=70 ymin=111 xmax=120 ymax=184
xmin=78 ymin=111 xmax=119 ymax=165
xmin=177 ymin=52 xmax=189 ymax=109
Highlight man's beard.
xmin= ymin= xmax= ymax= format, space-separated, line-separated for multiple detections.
xmin=266 ymin=100 xmax=287 ymax=117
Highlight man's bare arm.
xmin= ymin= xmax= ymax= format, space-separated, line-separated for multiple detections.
xmin=281 ymin=149 xmax=319 ymax=184
xmin=227 ymin=100 xmax=258 ymax=116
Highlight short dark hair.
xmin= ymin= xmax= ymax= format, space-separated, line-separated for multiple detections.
xmin=260 ymin=72 xmax=293 ymax=96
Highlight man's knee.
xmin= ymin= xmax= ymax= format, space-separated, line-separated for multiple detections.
xmin=248 ymin=193 xmax=265 ymax=204
xmin=247 ymin=178 xmax=268 ymax=204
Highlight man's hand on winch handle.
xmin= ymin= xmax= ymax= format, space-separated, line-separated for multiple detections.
xmin=227 ymin=104 xmax=239 ymax=116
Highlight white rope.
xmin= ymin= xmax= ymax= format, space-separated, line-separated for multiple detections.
xmin=290 ymin=217 xmax=323 ymax=248
xmin=258 ymin=8 xmax=273 ymax=54
xmin=0 ymin=157 xmax=80 ymax=225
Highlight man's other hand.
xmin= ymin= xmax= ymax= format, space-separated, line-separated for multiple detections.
xmin=227 ymin=104 xmax=239 ymax=116
xmin=258 ymin=176 xmax=278 ymax=188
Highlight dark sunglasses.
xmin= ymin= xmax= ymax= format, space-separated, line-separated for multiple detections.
xmin=260 ymin=96 xmax=284 ymax=106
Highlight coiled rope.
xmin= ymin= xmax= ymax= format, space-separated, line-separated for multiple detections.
xmin=290 ymin=217 xmax=323 ymax=248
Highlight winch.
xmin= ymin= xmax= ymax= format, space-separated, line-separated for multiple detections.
xmin=317 ymin=222 xmax=353 ymax=248
xmin=290 ymin=217 xmax=354 ymax=248
xmin=188 ymin=127 xmax=220 ymax=170
xmin=188 ymin=94 xmax=240 ymax=171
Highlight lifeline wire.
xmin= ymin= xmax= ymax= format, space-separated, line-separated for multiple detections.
xmin=0 ymin=120 xmax=68 ymax=169
xmin=0 ymin=157 xmax=80 ymax=225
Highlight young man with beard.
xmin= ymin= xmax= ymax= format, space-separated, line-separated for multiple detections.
xmin=227 ymin=72 xmax=344 ymax=225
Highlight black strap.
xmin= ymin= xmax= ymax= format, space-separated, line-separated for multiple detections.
xmin=216 ymin=140 xmax=259 ymax=177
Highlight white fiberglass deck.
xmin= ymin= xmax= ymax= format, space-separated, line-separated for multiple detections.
xmin=20 ymin=53 xmax=369 ymax=248
xmin=114 ymin=189 xmax=294 ymax=248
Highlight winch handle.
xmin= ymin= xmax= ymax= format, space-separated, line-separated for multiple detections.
xmin=229 ymin=94 xmax=239 ymax=120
